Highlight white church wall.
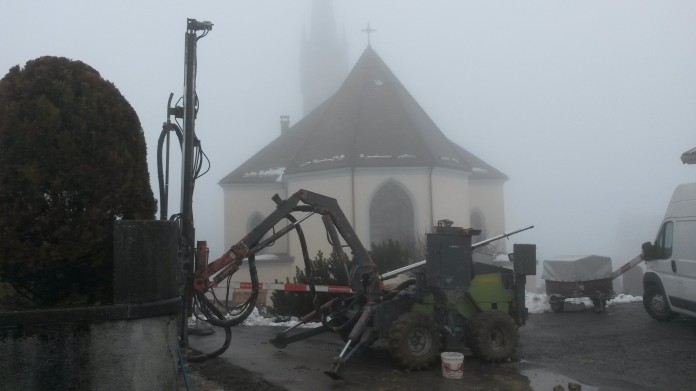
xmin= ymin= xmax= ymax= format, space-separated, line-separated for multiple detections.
xmin=220 ymin=169 xmax=507 ymax=288
xmin=468 ymin=178 xmax=507 ymax=263
xmin=220 ymin=254 xmax=298 ymax=288
xmin=431 ymin=168 xmax=471 ymax=229
xmin=218 ymin=183 xmax=297 ymax=289
xmin=279 ymin=167 xmax=432 ymax=284
xmin=284 ymin=168 xmax=354 ymax=273
xmin=468 ymin=179 xmax=506 ymax=239
xmin=242 ymin=255 xmax=297 ymax=286
xmin=221 ymin=182 xmax=289 ymax=256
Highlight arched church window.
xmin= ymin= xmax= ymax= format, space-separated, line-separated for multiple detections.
xmin=469 ymin=208 xmax=488 ymax=242
xmin=369 ymin=181 xmax=415 ymax=247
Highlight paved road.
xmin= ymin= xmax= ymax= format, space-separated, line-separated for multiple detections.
xmin=187 ymin=302 xmax=696 ymax=390
xmin=518 ymin=301 xmax=696 ymax=391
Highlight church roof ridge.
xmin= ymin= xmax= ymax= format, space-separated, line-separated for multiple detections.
xmin=220 ymin=46 xmax=506 ymax=185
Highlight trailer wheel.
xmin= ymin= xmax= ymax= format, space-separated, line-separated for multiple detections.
xmin=643 ymin=285 xmax=678 ymax=321
xmin=388 ymin=312 xmax=442 ymax=370
xmin=468 ymin=310 xmax=518 ymax=362
xmin=549 ymin=295 xmax=565 ymax=313
xmin=549 ymin=294 xmax=565 ymax=312
xmin=550 ymin=301 xmax=564 ymax=313
xmin=591 ymin=297 xmax=608 ymax=312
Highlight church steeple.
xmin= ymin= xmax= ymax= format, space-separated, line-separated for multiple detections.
xmin=300 ymin=0 xmax=348 ymax=116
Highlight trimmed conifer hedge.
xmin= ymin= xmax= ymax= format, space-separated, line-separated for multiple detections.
xmin=0 ymin=56 xmax=156 ymax=307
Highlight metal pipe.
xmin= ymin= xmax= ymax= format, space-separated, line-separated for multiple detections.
xmin=380 ymin=260 xmax=426 ymax=280
xmin=379 ymin=225 xmax=535 ymax=280
xmin=609 ymin=255 xmax=642 ymax=280
xmin=471 ymin=225 xmax=534 ymax=249
xmin=250 ymin=212 xmax=315 ymax=253
xmin=338 ymin=340 xmax=352 ymax=358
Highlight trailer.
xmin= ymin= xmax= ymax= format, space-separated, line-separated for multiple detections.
xmin=542 ymin=254 xmax=643 ymax=312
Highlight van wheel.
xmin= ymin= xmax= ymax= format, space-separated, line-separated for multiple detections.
xmin=643 ymin=285 xmax=678 ymax=321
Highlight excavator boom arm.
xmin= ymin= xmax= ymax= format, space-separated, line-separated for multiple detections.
xmin=192 ymin=189 xmax=378 ymax=299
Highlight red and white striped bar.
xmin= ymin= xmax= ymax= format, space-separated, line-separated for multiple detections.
xmin=231 ymin=282 xmax=352 ymax=293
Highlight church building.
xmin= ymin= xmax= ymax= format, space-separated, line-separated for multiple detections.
xmin=218 ymin=4 xmax=508 ymax=287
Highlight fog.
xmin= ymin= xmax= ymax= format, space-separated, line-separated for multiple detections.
xmin=2 ymin=1 xmax=696 ymax=269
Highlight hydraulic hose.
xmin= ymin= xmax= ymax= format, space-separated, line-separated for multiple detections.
xmin=156 ymin=122 xmax=183 ymax=220
xmin=186 ymin=297 xmax=232 ymax=362
xmin=193 ymin=254 xmax=259 ymax=328
xmin=286 ymin=213 xmax=340 ymax=330
xmin=285 ymin=214 xmax=315 ymax=296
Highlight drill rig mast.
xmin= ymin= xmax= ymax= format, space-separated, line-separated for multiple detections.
xmin=157 ymin=18 xmax=214 ymax=354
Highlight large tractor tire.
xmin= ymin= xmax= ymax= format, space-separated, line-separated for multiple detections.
xmin=387 ymin=312 xmax=442 ymax=370
xmin=643 ymin=285 xmax=678 ymax=321
xmin=468 ymin=310 xmax=518 ymax=362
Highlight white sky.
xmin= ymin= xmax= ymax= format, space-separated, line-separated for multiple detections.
xmin=3 ymin=1 xmax=696 ymax=269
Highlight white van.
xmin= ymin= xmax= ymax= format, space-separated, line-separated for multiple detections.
xmin=641 ymin=182 xmax=696 ymax=320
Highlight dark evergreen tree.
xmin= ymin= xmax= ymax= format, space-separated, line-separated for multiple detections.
xmin=270 ymin=251 xmax=350 ymax=316
xmin=369 ymin=239 xmax=413 ymax=273
xmin=270 ymin=239 xmax=415 ymax=317
xmin=0 ymin=56 xmax=156 ymax=307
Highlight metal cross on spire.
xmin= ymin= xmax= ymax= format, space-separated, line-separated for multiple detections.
xmin=361 ymin=22 xmax=376 ymax=46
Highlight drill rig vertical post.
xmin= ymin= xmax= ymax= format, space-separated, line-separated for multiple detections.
xmin=178 ymin=18 xmax=213 ymax=347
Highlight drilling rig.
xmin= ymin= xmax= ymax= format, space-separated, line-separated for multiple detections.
xmin=159 ymin=19 xmax=537 ymax=379
xmin=156 ymin=18 xmax=232 ymax=360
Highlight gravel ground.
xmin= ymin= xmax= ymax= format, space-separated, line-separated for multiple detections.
xmin=517 ymin=301 xmax=696 ymax=390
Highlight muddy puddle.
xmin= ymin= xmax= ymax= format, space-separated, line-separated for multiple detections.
xmin=518 ymin=361 xmax=598 ymax=391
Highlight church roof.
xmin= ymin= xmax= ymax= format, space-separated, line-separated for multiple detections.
xmin=220 ymin=46 xmax=507 ymax=185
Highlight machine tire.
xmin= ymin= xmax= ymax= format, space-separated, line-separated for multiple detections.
xmin=467 ymin=310 xmax=518 ymax=362
xmin=387 ymin=312 xmax=442 ymax=370
xmin=643 ymin=285 xmax=678 ymax=321
xmin=549 ymin=295 xmax=564 ymax=313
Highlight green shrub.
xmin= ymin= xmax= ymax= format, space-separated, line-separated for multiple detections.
xmin=270 ymin=251 xmax=350 ymax=316
xmin=369 ymin=239 xmax=413 ymax=273
xmin=270 ymin=239 xmax=415 ymax=317
xmin=0 ymin=56 xmax=156 ymax=307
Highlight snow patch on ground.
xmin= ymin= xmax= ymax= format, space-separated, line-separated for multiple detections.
xmin=242 ymin=307 xmax=321 ymax=328
xmin=526 ymin=292 xmax=642 ymax=314
xmin=236 ymin=293 xmax=645 ymax=328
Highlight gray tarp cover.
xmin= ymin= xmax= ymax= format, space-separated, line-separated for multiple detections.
xmin=542 ymin=255 xmax=612 ymax=281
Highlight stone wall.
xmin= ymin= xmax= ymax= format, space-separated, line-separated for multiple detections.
xmin=0 ymin=312 xmax=178 ymax=390
xmin=0 ymin=220 xmax=181 ymax=390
